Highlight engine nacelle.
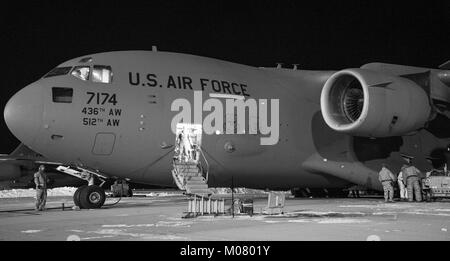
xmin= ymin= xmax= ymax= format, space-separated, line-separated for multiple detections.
xmin=320 ymin=68 xmax=431 ymax=137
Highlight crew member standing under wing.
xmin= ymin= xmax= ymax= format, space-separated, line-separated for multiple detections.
xmin=34 ymin=165 xmax=48 ymax=211
xmin=401 ymin=157 xmax=422 ymax=202
xmin=397 ymin=169 xmax=408 ymax=201
xmin=378 ymin=164 xmax=397 ymax=203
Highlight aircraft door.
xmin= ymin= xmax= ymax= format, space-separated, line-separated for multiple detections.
xmin=174 ymin=123 xmax=203 ymax=163
xmin=92 ymin=132 xmax=116 ymax=155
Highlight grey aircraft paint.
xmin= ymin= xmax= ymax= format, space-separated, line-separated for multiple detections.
xmin=4 ymin=51 xmax=450 ymax=191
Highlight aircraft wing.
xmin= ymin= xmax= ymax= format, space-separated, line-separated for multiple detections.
xmin=0 ymin=143 xmax=63 ymax=181
xmin=0 ymin=143 xmax=62 ymax=165
xmin=2 ymin=144 xmax=111 ymax=183
xmin=301 ymin=137 xmax=383 ymax=191
xmin=0 ymin=155 xmax=61 ymax=164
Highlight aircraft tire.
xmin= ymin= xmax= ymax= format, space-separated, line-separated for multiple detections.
xmin=79 ymin=185 xmax=106 ymax=209
xmin=73 ymin=185 xmax=88 ymax=207
xmin=128 ymin=188 xmax=133 ymax=197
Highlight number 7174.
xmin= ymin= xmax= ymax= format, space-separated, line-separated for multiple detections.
xmin=86 ymin=92 xmax=118 ymax=106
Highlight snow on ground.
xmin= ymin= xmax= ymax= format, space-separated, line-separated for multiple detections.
xmin=143 ymin=192 xmax=182 ymax=197
xmin=21 ymin=230 xmax=42 ymax=233
xmin=316 ymin=218 xmax=371 ymax=224
xmin=0 ymin=186 xmax=287 ymax=199
xmin=210 ymin=187 xmax=291 ymax=195
xmin=265 ymin=218 xmax=371 ymax=224
xmin=102 ymin=224 xmax=155 ymax=228
xmin=0 ymin=187 xmax=76 ymax=198
xmin=89 ymin=228 xmax=187 ymax=240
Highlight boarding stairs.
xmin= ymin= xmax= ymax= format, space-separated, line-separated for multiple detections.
xmin=171 ymin=148 xmax=211 ymax=197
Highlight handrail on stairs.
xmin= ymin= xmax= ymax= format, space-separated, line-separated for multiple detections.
xmin=199 ymin=146 xmax=210 ymax=183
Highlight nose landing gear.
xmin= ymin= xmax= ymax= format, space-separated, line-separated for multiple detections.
xmin=56 ymin=165 xmax=109 ymax=209
xmin=73 ymin=185 xmax=106 ymax=209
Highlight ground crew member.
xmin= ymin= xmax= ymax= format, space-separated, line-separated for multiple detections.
xmin=183 ymin=132 xmax=193 ymax=162
xmin=34 ymin=165 xmax=47 ymax=211
xmin=397 ymin=170 xmax=408 ymax=200
xmin=400 ymin=158 xmax=422 ymax=202
xmin=378 ymin=164 xmax=396 ymax=203
xmin=351 ymin=189 xmax=360 ymax=198
xmin=348 ymin=185 xmax=360 ymax=198
xmin=178 ymin=130 xmax=186 ymax=161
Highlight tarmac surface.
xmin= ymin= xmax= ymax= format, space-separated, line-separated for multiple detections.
xmin=0 ymin=192 xmax=449 ymax=241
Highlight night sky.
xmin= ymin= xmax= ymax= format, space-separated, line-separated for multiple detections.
xmin=1 ymin=1 xmax=448 ymax=153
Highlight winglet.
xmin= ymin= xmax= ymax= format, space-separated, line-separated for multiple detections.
xmin=439 ymin=60 xmax=450 ymax=69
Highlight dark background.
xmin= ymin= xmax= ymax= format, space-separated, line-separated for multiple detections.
xmin=1 ymin=0 xmax=448 ymax=153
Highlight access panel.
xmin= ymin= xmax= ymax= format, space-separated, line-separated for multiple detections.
xmin=92 ymin=132 xmax=116 ymax=155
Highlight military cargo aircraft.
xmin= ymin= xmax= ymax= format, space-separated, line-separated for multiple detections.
xmin=3 ymin=50 xmax=450 ymax=208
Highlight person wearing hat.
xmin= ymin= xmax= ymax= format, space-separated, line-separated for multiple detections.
xmin=400 ymin=157 xmax=422 ymax=202
xmin=34 ymin=165 xmax=48 ymax=211
xmin=378 ymin=163 xmax=397 ymax=203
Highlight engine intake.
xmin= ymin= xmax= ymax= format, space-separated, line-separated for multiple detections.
xmin=320 ymin=68 xmax=431 ymax=137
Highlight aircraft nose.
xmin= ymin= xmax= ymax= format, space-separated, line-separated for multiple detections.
xmin=4 ymin=84 xmax=44 ymax=147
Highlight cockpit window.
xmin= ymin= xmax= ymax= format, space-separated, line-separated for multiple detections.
xmin=52 ymin=87 xmax=73 ymax=103
xmin=43 ymin=67 xmax=72 ymax=78
xmin=92 ymin=65 xmax=113 ymax=83
xmin=79 ymin=57 xmax=92 ymax=63
xmin=71 ymin=66 xmax=90 ymax=81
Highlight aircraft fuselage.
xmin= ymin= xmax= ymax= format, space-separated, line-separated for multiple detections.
xmin=5 ymin=51 xmax=449 ymax=191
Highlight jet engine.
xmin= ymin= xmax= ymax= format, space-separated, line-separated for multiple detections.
xmin=320 ymin=68 xmax=431 ymax=137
